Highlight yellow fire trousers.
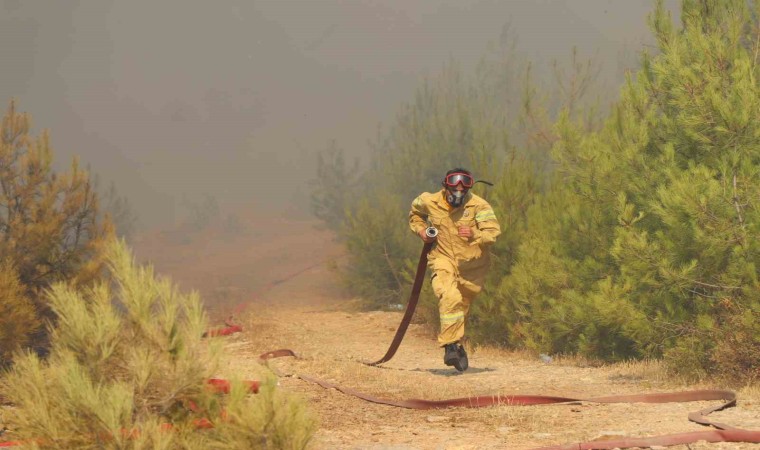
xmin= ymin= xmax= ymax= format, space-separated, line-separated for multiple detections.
xmin=431 ymin=263 xmax=488 ymax=346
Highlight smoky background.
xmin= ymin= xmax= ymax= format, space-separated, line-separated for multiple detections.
xmin=0 ymin=0 xmax=679 ymax=232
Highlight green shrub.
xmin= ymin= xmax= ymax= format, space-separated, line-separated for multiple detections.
xmin=498 ymin=0 xmax=760 ymax=380
xmin=710 ymin=304 xmax=760 ymax=384
xmin=1 ymin=238 xmax=315 ymax=449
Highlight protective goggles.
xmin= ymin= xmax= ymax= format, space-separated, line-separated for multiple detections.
xmin=444 ymin=172 xmax=474 ymax=188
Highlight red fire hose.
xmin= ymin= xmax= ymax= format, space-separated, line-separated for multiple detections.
xmin=365 ymin=240 xmax=434 ymax=366
xmin=258 ymin=350 xmax=760 ymax=449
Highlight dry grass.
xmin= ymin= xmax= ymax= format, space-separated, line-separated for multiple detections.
xmin=466 ymin=342 xmax=534 ymax=361
xmin=476 ymin=394 xmax=561 ymax=432
xmin=739 ymin=383 xmax=760 ymax=402
xmin=604 ymin=358 xmax=677 ymax=386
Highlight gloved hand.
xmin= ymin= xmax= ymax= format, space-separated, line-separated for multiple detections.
xmin=418 ymin=228 xmax=436 ymax=243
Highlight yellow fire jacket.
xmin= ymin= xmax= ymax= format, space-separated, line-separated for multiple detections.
xmin=409 ymin=189 xmax=501 ymax=275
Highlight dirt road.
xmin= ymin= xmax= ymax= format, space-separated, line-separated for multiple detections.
xmin=134 ymin=215 xmax=760 ymax=450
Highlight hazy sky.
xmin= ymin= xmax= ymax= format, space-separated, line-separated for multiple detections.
xmin=0 ymin=0 xmax=678 ymax=228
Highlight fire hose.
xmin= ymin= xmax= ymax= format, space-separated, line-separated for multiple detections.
xmin=257 ymin=350 xmax=760 ymax=449
xmin=365 ymin=227 xmax=436 ymax=366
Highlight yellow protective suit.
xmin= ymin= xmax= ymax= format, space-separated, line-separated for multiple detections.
xmin=409 ymin=189 xmax=501 ymax=346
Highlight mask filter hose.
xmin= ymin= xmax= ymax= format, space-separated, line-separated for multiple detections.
xmin=425 ymin=227 xmax=438 ymax=238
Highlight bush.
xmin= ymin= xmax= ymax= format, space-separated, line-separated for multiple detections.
xmin=180 ymin=194 xmax=221 ymax=232
xmin=0 ymin=99 xmax=113 ymax=361
xmin=98 ymin=178 xmax=139 ymax=241
xmin=0 ymin=261 xmax=38 ymax=363
xmin=710 ymin=304 xmax=760 ymax=384
xmin=310 ymin=140 xmax=359 ymax=231
xmin=0 ymin=238 xmax=315 ymax=449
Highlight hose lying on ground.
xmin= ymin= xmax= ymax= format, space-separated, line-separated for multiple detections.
xmin=196 ymin=244 xmax=760 ymax=449
xmin=258 ymin=349 xmax=760 ymax=449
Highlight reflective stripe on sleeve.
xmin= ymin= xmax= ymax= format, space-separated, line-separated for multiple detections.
xmin=475 ymin=210 xmax=496 ymax=222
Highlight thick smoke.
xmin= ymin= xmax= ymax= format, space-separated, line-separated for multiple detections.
xmin=0 ymin=0 xmax=678 ymax=228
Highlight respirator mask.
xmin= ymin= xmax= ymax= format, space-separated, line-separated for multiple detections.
xmin=443 ymin=172 xmax=474 ymax=208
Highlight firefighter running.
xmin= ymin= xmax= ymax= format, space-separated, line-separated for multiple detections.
xmin=408 ymin=168 xmax=501 ymax=371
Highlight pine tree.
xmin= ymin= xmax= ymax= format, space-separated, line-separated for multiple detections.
xmin=0 ymin=100 xmax=113 ymax=362
xmin=1 ymin=238 xmax=315 ymax=449
xmin=496 ymin=0 xmax=760 ymax=380
xmin=309 ymin=140 xmax=359 ymax=230
xmin=97 ymin=176 xmax=139 ymax=240
xmin=0 ymin=261 xmax=37 ymax=363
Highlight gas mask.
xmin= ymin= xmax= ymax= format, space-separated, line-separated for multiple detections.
xmin=443 ymin=172 xmax=474 ymax=208
xmin=445 ymin=188 xmax=468 ymax=207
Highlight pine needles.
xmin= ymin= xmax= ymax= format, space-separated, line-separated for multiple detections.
xmin=0 ymin=238 xmax=315 ymax=449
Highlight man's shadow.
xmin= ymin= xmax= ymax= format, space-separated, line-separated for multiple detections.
xmin=373 ymin=365 xmax=496 ymax=376
xmin=423 ymin=367 xmax=495 ymax=376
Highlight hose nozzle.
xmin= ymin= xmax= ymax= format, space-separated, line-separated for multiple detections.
xmin=425 ymin=227 xmax=438 ymax=238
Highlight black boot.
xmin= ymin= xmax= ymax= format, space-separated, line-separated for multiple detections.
xmin=443 ymin=343 xmax=460 ymax=368
xmin=455 ymin=344 xmax=468 ymax=371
